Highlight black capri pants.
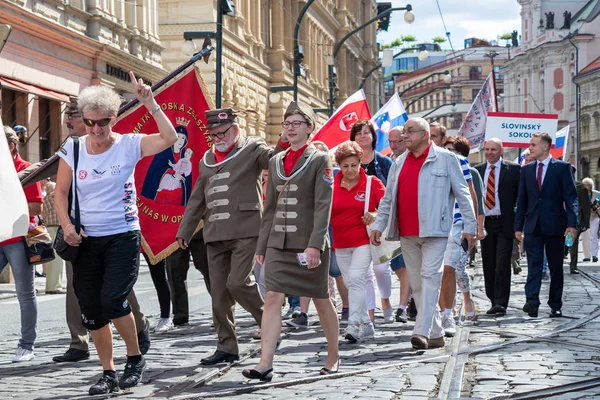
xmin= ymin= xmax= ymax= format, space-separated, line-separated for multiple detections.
xmin=73 ymin=230 xmax=141 ymax=330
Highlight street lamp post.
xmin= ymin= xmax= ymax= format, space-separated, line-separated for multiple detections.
xmin=398 ymin=70 xmax=451 ymax=97
xmin=328 ymin=5 xmax=414 ymax=114
xmin=359 ymin=45 xmax=427 ymax=90
xmin=405 ymin=85 xmax=452 ymax=109
xmin=293 ymin=0 xmax=316 ymax=101
xmin=422 ymin=102 xmax=457 ymax=118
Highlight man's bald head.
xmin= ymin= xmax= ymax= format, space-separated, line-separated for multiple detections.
xmin=388 ymin=126 xmax=406 ymax=156
xmin=484 ymin=137 xmax=504 ymax=164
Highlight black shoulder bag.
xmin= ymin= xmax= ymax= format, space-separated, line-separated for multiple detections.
xmin=53 ymin=136 xmax=82 ymax=261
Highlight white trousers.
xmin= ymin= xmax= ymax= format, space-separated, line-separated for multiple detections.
xmin=400 ymin=236 xmax=447 ymax=339
xmin=336 ymin=245 xmax=372 ymax=325
xmin=365 ymin=261 xmax=392 ymax=309
xmin=581 ymin=229 xmax=591 ymax=259
xmin=591 ymin=217 xmax=599 ymax=258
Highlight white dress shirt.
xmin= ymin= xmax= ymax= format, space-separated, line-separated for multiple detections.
xmin=536 ymin=155 xmax=552 ymax=186
xmin=484 ymin=158 xmax=502 ymax=216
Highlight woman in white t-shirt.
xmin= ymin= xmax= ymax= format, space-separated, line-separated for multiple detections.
xmin=54 ymin=72 xmax=177 ymax=396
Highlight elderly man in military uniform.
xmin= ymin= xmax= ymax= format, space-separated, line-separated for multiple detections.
xmin=177 ymin=108 xmax=289 ymax=365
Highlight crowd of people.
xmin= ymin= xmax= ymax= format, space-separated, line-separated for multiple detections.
xmin=1 ymin=74 xmax=591 ymax=395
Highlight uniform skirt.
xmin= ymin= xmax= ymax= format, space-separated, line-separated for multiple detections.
xmin=264 ymin=247 xmax=330 ymax=298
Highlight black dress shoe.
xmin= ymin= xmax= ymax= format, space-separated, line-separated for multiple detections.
xmin=582 ymin=258 xmax=591 ymax=262
xmin=513 ymin=265 xmax=522 ymax=275
xmin=486 ymin=305 xmax=506 ymax=315
xmin=523 ymin=303 xmax=539 ymax=317
xmin=137 ymin=321 xmax=151 ymax=355
xmin=407 ymin=298 xmax=418 ymax=320
xmin=201 ymin=350 xmax=239 ymax=365
xmin=53 ymin=348 xmax=90 ymax=363
xmin=570 ymin=268 xmax=580 ymax=274
xmin=173 ymin=317 xmax=189 ymax=326
xmin=549 ymin=309 xmax=562 ymax=318
xmin=594 ymin=256 xmax=598 ymax=263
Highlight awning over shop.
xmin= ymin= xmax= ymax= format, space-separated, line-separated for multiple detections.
xmin=0 ymin=76 xmax=70 ymax=103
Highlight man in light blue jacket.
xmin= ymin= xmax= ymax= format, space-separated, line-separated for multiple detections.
xmin=370 ymin=117 xmax=476 ymax=350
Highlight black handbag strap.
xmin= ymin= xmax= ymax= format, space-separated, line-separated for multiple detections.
xmin=72 ymin=137 xmax=81 ymax=234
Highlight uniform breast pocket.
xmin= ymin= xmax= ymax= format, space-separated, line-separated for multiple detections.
xmin=431 ymin=169 xmax=448 ymax=188
xmin=239 ymin=202 xmax=260 ymax=211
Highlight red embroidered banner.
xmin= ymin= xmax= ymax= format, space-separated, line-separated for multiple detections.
xmin=113 ymin=68 xmax=213 ymax=263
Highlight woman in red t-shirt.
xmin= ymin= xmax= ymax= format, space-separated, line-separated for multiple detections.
xmin=330 ymin=141 xmax=385 ymax=343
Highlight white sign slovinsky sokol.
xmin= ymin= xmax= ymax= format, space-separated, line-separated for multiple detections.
xmin=486 ymin=112 xmax=559 ymax=148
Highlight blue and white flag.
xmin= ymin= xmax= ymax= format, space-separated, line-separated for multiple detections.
xmin=370 ymin=93 xmax=409 ymax=154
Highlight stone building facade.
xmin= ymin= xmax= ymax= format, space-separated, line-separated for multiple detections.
xmin=159 ymin=0 xmax=380 ymax=144
xmin=503 ymin=0 xmax=600 ymax=168
xmin=0 ymin=0 xmax=165 ymax=162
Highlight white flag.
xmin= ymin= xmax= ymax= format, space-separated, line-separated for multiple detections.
xmin=0 ymin=116 xmax=29 ymax=241
xmin=458 ymin=72 xmax=496 ymax=152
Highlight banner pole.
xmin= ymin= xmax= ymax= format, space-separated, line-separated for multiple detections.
xmin=21 ymin=46 xmax=214 ymax=188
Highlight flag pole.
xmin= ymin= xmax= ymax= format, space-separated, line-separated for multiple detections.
xmin=21 ymin=44 xmax=214 ymax=188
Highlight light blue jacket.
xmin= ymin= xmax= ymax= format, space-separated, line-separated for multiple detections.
xmin=372 ymin=143 xmax=476 ymax=240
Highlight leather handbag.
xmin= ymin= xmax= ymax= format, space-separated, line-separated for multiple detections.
xmin=23 ymin=220 xmax=55 ymax=265
xmin=53 ymin=136 xmax=81 ymax=262
xmin=364 ymin=175 xmax=402 ymax=264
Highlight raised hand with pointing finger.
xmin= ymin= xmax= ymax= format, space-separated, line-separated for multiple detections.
xmin=129 ymin=71 xmax=158 ymax=111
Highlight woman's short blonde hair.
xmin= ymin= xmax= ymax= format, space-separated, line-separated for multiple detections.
xmin=77 ymin=85 xmax=122 ymax=116
xmin=334 ymin=140 xmax=363 ymax=165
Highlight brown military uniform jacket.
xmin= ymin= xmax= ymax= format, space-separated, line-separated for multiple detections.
xmin=256 ymin=144 xmax=333 ymax=254
xmin=177 ymin=136 xmax=283 ymax=244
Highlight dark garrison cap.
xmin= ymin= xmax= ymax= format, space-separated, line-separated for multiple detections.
xmin=205 ymin=108 xmax=237 ymax=128
xmin=284 ymin=101 xmax=317 ymax=128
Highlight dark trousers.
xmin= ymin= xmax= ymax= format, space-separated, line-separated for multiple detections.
xmin=523 ymin=224 xmax=564 ymax=310
xmin=481 ymin=217 xmax=513 ymax=308
xmin=166 ymin=230 xmax=210 ymax=322
xmin=142 ymin=253 xmax=171 ymax=319
xmin=569 ymin=230 xmax=582 ymax=271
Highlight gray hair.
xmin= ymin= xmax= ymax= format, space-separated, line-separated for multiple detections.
xmin=583 ymin=177 xmax=594 ymax=188
xmin=408 ymin=117 xmax=430 ymax=132
xmin=4 ymin=126 xmax=19 ymax=149
xmin=77 ymin=85 xmax=122 ymax=116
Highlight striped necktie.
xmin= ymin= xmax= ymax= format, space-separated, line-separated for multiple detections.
xmin=485 ymin=165 xmax=496 ymax=209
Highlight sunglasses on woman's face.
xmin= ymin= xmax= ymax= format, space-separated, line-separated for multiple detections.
xmin=82 ymin=117 xmax=112 ymax=127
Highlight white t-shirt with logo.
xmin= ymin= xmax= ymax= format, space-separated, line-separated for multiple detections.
xmin=58 ymin=134 xmax=143 ymax=236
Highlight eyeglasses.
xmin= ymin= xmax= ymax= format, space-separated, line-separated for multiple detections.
xmin=388 ymin=140 xmax=404 ymax=145
xmin=282 ymin=120 xmax=308 ymax=129
xmin=403 ymin=129 xmax=426 ymax=136
xmin=208 ymin=124 xmax=233 ymax=139
xmin=82 ymin=117 xmax=112 ymax=127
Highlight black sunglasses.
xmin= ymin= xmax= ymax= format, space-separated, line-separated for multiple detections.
xmin=82 ymin=117 xmax=112 ymax=127
xmin=208 ymin=125 xmax=233 ymax=139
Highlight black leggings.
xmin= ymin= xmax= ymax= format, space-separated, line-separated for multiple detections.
xmin=142 ymin=253 xmax=171 ymax=319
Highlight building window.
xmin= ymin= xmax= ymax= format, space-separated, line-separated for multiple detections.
xmin=38 ymin=98 xmax=62 ymax=160
xmin=472 ymin=88 xmax=480 ymax=100
xmin=494 ymin=66 xmax=503 ymax=80
xmin=582 ymin=116 xmax=590 ymax=142
xmin=453 ymin=113 xmax=463 ymax=129
xmin=469 ymin=66 xmax=482 ymax=80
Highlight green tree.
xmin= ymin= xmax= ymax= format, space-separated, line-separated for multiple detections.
xmin=432 ymin=36 xmax=446 ymax=44
xmin=401 ymin=34 xmax=417 ymax=45
xmin=391 ymin=38 xmax=403 ymax=48
xmin=499 ymin=32 xmax=513 ymax=46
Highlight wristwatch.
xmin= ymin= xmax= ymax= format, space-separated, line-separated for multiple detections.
xmin=149 ymin=104 xmax=161 ymax=115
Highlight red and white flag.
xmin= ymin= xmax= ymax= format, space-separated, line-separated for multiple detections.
xmin=458 ymin=72 xmax=496 ymax=152
xmin=113 ymin=67 xmax=212 ymax=263
xmin=311 ymin=89 xmax=371 ymax=149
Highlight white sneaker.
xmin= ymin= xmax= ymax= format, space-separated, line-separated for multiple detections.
xmin=382 ymin=308 xmax=395 ymax=324
xmin=344 ymin=324 xmax=360 ymax=343
xmin=359 ymin=323 xmax=375 ymax=340
xmin=12 ymin=347 xmax=35 ymax=362
xmin=154 ymin=318 xmax=173 ymax=333
xmin=442 ymin=314 xmax=457 ymax=337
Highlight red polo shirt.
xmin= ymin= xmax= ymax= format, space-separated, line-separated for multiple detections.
xmin=283 ymin=144 xmax=308 ymax=176
xmin=0 ymin=154 xmax=43 ymax=246
xmin=331 ymin=169 xmax=385 ymax=249
xmin=398 ymin=144 xmax=430 ymax=237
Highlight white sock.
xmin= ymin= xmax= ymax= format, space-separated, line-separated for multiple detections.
xmin=398 ymin=305 xmax=407 ymax=310
xmin=443 ymin=308 xmax=453 ymax=317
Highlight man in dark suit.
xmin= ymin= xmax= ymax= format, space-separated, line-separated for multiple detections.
xmin=515 ymin=132 xmax=578 ymax=318
xmin=475 ymin=138 xmax=521 ymax=315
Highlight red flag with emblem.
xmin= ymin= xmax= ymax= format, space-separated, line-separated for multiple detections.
xmin=112 ymin=67 xmax=213 ymax=263
xmin=311 ymin=89 xmax=371 ymax=150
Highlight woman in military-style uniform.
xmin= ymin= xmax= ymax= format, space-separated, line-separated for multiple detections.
xmin=242 ymin=102 xmax=340 ymax=381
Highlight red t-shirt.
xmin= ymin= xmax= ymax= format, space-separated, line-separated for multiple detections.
xmin=331 ymin=169 xmax=385 ymax=249
xmin=398 ymin=144 xmax=431 ymax=237
xmin=1 ymin=154 xmax=43 ymax=246
xmin=283 ymin=144 xmax=308 ymax=176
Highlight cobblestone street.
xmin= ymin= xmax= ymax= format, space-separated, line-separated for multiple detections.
xmin=1 ymin=252 xmax=600 ymax=399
